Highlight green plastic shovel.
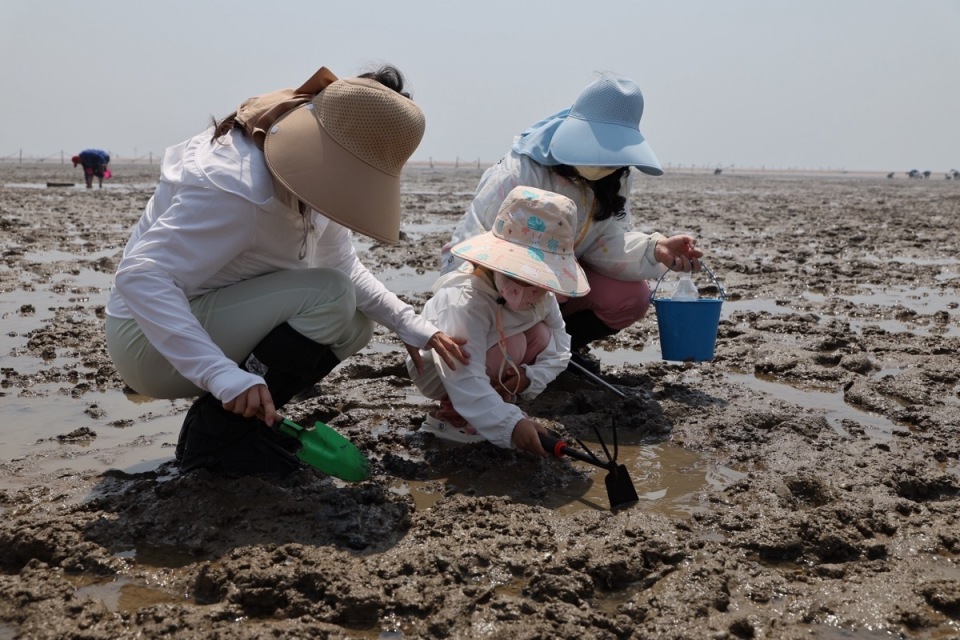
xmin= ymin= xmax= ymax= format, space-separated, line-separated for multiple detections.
xmin=277 ymin=417 xmax=371 ymax=482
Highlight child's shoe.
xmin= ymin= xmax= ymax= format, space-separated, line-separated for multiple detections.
xmin=420 ymin=412 xmax=485 ymax=444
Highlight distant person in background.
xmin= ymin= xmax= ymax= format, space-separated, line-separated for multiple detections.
xmin=440 ymin=73 xmax=703 ymax=375
xmin=72 ymin=149 xmax=111 ymax=189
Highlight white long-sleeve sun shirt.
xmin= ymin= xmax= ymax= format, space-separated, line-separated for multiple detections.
xmin=406 ymin=267 xmax=571 ymax=449
xmin=106 ymin=128 xmax=438 ymax=404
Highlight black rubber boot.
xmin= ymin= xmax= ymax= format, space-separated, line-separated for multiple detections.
xmin=240 ymin=322 xmax=341 ymax=408
xmin=175 ymin=323 xmax=341 ymax=476
xmin=562 ymin=310 xmax=619 ymax=376
xmin=563 ymin=310 xmax=619 ymax=351
xmin=174 ymin=393 xmax=303 ymax=476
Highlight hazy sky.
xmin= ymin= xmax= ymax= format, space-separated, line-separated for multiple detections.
xmin=2 ymin=1 xmax=958 ymax=172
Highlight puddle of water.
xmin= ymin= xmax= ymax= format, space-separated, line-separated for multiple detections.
xmin=352 ymin=221 xmax=453 ymax=258
xmin=872 ymin=367 xmax=905 ymax=379
xmin=0 ymin=384 xmax=189 ymax=490
xmin=402 ymin=189 xmax=476 ymax=197
xmin=725 ymin=372 xmax=904 ymax=441
xmin=376 ymin=265 xmax=439 ymax=295
xmin=706 ymin=290 xmax=960 ymax=337
xmin=113 ymin=543 xmax=204 ymax=569
xmin=805 ymin=284 xmax=960 ymax=316
xmin=21 ymin=248 xmax=119 ymax=264
xmin=2 ymin=182 xmax=158 ymax=192
xmin=849 ymin=318 xmax=960 ymax=338
xmin=390 ymin=385 xmax=736 ymax=517
xmin=0 ymin=289 xmax=66 ymax=337
xmin=595 ymin=330 xmax=909 ymax=443
xmin=4 ymin=182 xmax=83 ymax=190
xmin=723 ymin=297 xmax=799 ymax=317
xmin=782 ymin=623 xmax=904 ymax=639
xmin=68 ymin=575 xmax=180 ymax=612
xmin=935 ymin=270 xmax=960 ymax=283
xmin=399 ymin=221 xmax=458 ymax=235
xmin=21 ymin=263 xmax=115 ymax=288
xmin=602 ymin=341 xmax=667 ymax=366
xmin=360 ymin=342 xmax=407 ymax=357
xmin=390 ymin=437 xmax=745 ymax=518
xmin=0 ymin=269 xmax=118 ymax=395
xmin=727 ymin=289 xmax=960 ymax=321
xmin=0 ymin=624 xmax=18 ymax=640
xmin=845 ymin=319 xmax=915 ymax=336
xmin=862 ymin=254 xmax=960 ymax=267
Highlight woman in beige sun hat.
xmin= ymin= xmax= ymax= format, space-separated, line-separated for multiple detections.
xmin=104 ymin=65 xmax=469 ymax=477
xmin=407 ymin=186 xmax=589 ymax=456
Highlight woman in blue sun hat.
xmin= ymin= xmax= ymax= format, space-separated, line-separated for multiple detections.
xmin=409 ymin=186 xmax=589 ymax=456
xmin=441 ymin=73 xmax=703 ymax=374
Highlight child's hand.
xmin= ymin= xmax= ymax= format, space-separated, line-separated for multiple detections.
xmin=511 ymin=418 xmax=548 ymax=457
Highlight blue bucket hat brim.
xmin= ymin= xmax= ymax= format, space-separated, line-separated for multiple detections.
xmin=512 ymin=74 xmax=665 ymax=177
xmin=550 ymin=115 xmax=663 ymax=176
xmin=511 ymin=109 xmax=663 ymax=176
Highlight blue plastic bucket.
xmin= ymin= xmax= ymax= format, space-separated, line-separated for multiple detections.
xmin=650 ymin=264 xmax=726 ymax=362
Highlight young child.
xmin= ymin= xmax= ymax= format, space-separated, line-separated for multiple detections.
xmin=406 ymin=186 xmax=590 ymax=456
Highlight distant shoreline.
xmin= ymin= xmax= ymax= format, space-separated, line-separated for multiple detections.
xmin=2 ymin=158 xmax=952 ymax=181
xmin=403 ymin=162 xmax=945 ymax=180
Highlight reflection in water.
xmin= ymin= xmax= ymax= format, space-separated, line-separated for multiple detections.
xmin=2 ymin=182 xmax=159 ymax=192
xmin=391 ymin=439 xmax=746 ymax=519
xmin=69 ymin=576 xmax=179 ymax=612
xmin=21 ymin=248 xmax=118 ymax=264
xmin=725 ymin=372 xmax=903 ymax=441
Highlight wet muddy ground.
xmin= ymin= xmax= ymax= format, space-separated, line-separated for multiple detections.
xmin=1 ymin=162 xmax=958 ymax=639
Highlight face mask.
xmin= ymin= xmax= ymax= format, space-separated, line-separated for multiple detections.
xmin=494 ymin=272 xmax=547 ymax=311
xmin=574 ymin=165 xmax=620 ymax=181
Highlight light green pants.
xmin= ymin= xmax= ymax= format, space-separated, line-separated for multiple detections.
xmin=105 ymin=268 xmax=374 ymax=400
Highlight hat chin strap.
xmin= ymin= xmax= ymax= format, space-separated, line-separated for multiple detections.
xmin=268 ymin=173 xmax=311 ymax=259
xmin=494 ymin=303 xmax=522 ymax=399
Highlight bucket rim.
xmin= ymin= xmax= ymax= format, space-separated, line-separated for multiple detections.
xmin=650 ymin=260 xmax=726 ymax=301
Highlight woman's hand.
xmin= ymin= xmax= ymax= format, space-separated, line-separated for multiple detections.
xmin=511 ymin=417 xmax=548 ymax=457
xmin=406 ymin=331 xmax=469 ymax=375
xmin=654 ymin=234 xmax=704 ymax=272
xmin=223 ymin=384 xmax=277 ymax=426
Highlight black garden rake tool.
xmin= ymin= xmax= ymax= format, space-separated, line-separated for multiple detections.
xmin=567 ymin=359 xmax=628 ymax=399
xmin=539 ymin=415 xmax=639 ymax=511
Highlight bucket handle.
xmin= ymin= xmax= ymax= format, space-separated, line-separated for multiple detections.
xmin=650 ymin=261 xmax=726 ymax=301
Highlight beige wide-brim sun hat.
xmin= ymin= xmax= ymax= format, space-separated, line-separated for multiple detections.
xmin=451 ymin=186 xmax=590 ymax=297
xmin=263 ymin=77 xmax=425 ymax=244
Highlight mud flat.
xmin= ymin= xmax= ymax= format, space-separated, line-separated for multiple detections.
xmin=1 ymin=162 xmax=958 ymax=638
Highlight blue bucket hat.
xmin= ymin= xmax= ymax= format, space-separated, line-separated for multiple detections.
xmin=513 ymin=74 xmax=663 ymax=176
